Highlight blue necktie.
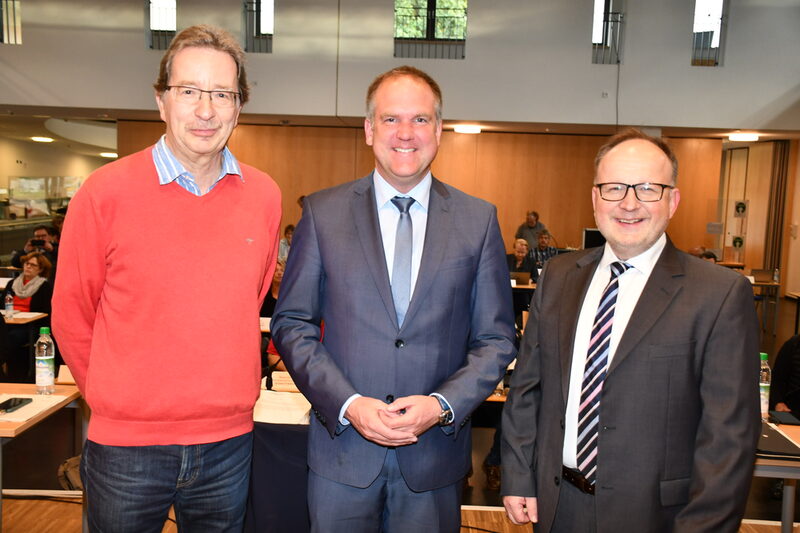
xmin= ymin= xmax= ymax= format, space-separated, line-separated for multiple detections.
xmin=391 ymin=197 xmax=415 ymax=327
xmin=576 ymin=261 xmax=632 ymax=484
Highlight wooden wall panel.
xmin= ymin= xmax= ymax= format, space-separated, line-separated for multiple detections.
xmin=116 ymin=121 xmax=729 ymax=259
xmin=117 ymin=120 xmax=165 ymax=157
xmin=665 ymin=138 xmax=723 ymax=252
xmin=229 ymin=125 xmax=362 ymax=227
xmin=744 ymin=143 xmax=775 ymax=270
xmin=472 ymin=133 xmax=603 ymax=251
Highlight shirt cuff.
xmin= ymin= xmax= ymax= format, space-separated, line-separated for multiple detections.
xmin=338 ymin=393 xmax=362 ymax=425
xmin=429 ymin=392 xmax=454 ymax=421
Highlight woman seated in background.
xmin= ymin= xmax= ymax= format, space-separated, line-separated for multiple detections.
xmin=2 ymin=252 xmax=53 ymax=382
xmin=260 ymin=259 xmax=285 ymax=319
xmin=261 ymin=260 xmax=286 ymax=373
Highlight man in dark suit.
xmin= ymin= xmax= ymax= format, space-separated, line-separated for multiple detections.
xmin=501 ymin=128 xmax=760 ymax=533
xmin=271 ymin=66 xmax=516 ymax=532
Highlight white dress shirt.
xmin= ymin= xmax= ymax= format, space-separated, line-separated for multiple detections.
xmin=562 ymin=234 xmax=666 ymax=468
xmin=373 ymin=170 xmax=431 ymax=299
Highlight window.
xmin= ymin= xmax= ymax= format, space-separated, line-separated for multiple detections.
xmin=147 ymin=0 xmax=176 ymax=50
xmin=592 ymin=0 xmax=624 ymax=64
xmin=244 ymin=0 xmax=273 ymax=53
xmin=1 ymin=0 xmax=22 ymax=45
xmin=692 ymin=0 xmax=726 ymax=66
xmin=394 ymin=0 xmax=467 ymax=60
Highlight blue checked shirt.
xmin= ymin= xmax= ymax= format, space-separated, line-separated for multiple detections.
xmin=152 ymin=135 xmax=243 ymax=196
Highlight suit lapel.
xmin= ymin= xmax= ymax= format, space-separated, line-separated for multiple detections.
xmin=559 ymin=249 xmax=603 ymax=404
xmin=400 ymin=177 xmax=451 ymax=329
xmin=608 ymin=240 xmax=684 ymax=374
xmin=350 ymin=174 xmax=398 ymax=329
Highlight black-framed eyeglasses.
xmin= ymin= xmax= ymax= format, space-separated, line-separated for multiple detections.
xmin=166 ymin=85 xmax=241 ymax=108
xmin=595 ymin=182 xmax=675 ymax=202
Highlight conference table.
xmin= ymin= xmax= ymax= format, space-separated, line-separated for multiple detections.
xmin=755 ymin=422 xmax=800 ymax=533
xmin=0 ymin=383 xmax=83 ymax=522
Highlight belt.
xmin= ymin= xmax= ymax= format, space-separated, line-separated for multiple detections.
xmin=562 ymin=466 xmax=595 ymax=495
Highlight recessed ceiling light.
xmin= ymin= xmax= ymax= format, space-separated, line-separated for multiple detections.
xmin=453 ymin=125 xmax=482 ymax=134
xmin=99 ymin=152 xmax=118 ymax=159
xmin=31 ymin=136 xmax=54 ymax=143
xmin=728 ymin=133 xmax=760 ymax=142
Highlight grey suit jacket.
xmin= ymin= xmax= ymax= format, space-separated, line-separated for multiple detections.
xmin=272 ymin=174 xmax=516 ymax=491
xmin=501 ymin=239 xmax=760 ymax=533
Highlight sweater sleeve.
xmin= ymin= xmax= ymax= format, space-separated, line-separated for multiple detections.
xmin=52 ymin=185 xmax=107 ymax=392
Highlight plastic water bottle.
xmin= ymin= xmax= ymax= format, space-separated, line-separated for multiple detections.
xmin=4 ymin=292 xmax=13 ymax=318
xmin=760 ymin=352 xmax=771 ymax=420
xmin=35 ymin=327 xmax=55 ymax=395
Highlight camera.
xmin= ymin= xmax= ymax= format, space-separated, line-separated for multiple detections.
xmin=30 ymin=239 xmax=45 ymax=247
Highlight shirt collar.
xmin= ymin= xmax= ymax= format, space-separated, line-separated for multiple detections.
xmin=599 ymin=233 xmax=666 ymax=277
xmin=372 ymin=169 xmax=432 ymax=212
xmin=152 ymin=135 xmax=243 ymax=186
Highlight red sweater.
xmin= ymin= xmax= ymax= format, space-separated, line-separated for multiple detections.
xmin=52 ymin=147 xmax=281 ymax=446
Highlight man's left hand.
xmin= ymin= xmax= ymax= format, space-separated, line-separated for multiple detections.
xmin=383 ymin=395 xmax=441 ymax=437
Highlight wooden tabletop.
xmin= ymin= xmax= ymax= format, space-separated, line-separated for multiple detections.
xmin=3 ymin=312 xmax=48 ymax=325
xmin=0 ymin=383 xmax=81 ymax=438
xmin=512 ymin=283 xmax=537 ymax=290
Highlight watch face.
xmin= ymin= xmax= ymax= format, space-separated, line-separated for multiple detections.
xmin=440 ymin=409 xmax=454 ymax=426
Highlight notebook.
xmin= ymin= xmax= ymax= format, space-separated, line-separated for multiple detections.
xmin=757 ymin=422 xmax=800 ymax=460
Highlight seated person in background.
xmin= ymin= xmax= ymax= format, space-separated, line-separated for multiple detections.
xmin=770 ymin=335 xmax=800 ymax=414
xmin=278 ymin=225 xmax=294 ymax=263
xmin=700 ymin=250 xmax=718 ymax=263
xmin=11 ymin=225 xmax=58 ymax=274
xmin=3 ymin=252 xmax=53 ymax=382
xmin=515 ymin=210 xmax=547 ymax=251
xmin=507 ymin=238 xmax=535 ymax=275
xmin=688 ymin=245 xmax=706 ymax=257
xmin=260 ymin=259 xmax=285 ymax=318
xmin=530 ymin=229 xmax=557 ymax=271
xmin=507 ymin=239 xmax=534 ymax=329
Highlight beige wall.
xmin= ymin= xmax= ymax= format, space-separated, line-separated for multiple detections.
xmin=118 ymin=121 xmax=723 ymax=255
xmin=0 ymin=137 xmax=106 ymax=192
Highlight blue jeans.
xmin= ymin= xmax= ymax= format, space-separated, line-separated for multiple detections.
xmin=81 ymin=432 xmax=252 ymax=533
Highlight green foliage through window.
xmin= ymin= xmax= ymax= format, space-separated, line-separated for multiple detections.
xmin=395 ymin=0 xmax=467 ymax=41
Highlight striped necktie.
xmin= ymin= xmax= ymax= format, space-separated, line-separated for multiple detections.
xmin=391 ymin=197 xmax=415 ymax=327
xmin=577 ymin=260 xmax=632 ymax=484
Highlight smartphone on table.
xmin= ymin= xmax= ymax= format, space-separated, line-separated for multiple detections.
xmin=0 ymin=397 xmax=32 ymax=413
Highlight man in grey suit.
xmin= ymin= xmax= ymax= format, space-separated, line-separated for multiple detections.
xmin=271 ymin=66 xmax=516 ymax=532
xmin=501 ymin=128 xmax=760 ymax=533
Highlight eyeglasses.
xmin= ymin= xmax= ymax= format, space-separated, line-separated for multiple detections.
xmin=167 ymin=85 xmax=240 ymax=108
xmin=24 ymin=262 xmax=39 ymax=268
xmin=595 ymin=182 xmax=674 ymax=202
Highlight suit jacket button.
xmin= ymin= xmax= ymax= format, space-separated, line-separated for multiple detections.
xmin=560 ymin=419 xmax=565 ymax=429
xmin=554 ymin=477 xmax=560 ymax=486
xmin=386 ymin=395 xmax=394 ymax=403
xmin=395 ymin=339 xmax=405 ymax=348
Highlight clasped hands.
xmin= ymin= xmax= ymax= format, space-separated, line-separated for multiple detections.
xmin=344 ymin=395 xmax=441 ymax=447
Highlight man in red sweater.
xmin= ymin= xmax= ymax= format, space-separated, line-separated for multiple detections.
xmin=52 ymin=25 xmax=281 ymax=532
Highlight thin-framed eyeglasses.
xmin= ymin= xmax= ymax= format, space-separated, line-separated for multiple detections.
xmin=595 ymin=182 xmax=675 ymax=202
xmin=167 ymin=85 xmax=240 ymax=108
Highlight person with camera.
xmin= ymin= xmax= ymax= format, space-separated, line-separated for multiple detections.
xmin=11 ymin=225 xmax=58 ymax=277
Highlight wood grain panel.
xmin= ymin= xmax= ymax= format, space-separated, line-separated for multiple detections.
xmin=117 ymin=122 xmax=734 ymax=258
xmin=473 ymin=133 xmax=604 ymax=251
xmin=744 ymin=143 xmax=775 ymax=271
xmin=117 ymin=120 xmax=164 ymax=157
xmin=229 ymin=125 xmax=362 ymax=227
xmin=666 ymin=138 xmax=723 ymax=252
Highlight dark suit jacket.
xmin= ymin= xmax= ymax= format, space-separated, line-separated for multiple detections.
xmin=501 ymin=239 xmax=760 ymax=533
xmin=272 ymin=174 xmax=516 ymax=492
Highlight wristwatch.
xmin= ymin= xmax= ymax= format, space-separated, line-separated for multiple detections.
xmin=434 ymin=395 xmax=454 ymax=426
